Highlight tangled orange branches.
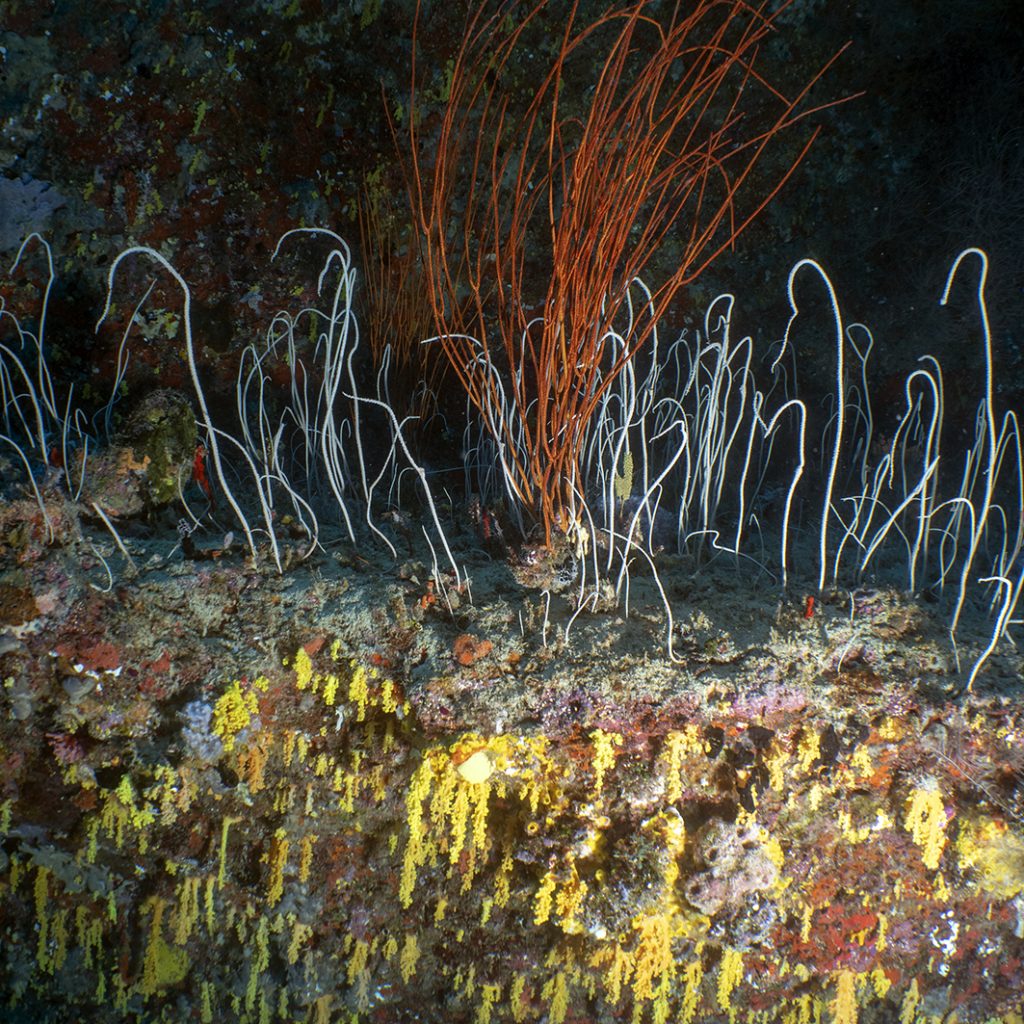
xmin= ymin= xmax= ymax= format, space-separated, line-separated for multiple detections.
xmin=402 ymin=0 xmax=850 ymax=548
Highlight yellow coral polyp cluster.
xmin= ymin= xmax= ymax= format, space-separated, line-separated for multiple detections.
xmin=955 ymin=815 xmax=1024 ymax=898
xmin=630 ymin=910 xmax=676 ymax=1005
xmin=832 ymin=969 xmax=859 ymax=1024
xmin=400 ymin=754 xmax=439 ymax=908
xmin=289 ymin=642 xmax=408 ymax=725
xmin=589 ymin=728 xmax=623 ymax=797
xmin=904 ymin=777 xmax=949 ymax=871
xmin=212 ymin=676 xmax=268 ymax=752
xmin=399 ymin=746 xmax=494 ymax=908
xmin=717 ymin=947 xmax=745 ymax=1015
xmin=98 ymin=776 xmax=158 ymax=853
xmin=138 ymin=896 xmax=190 ymax=997
xmin=589 ymin=910 xmax=697 ymax=1023
xmin=795 ymin=727 xmax=821 ymax=775
xmin=398 ymin=732 xmax=568 ymax=912
xmin=266 ymin=828 xmax=289 ymax=907
xmin=662 ymin=726 xmax=706 ymax=804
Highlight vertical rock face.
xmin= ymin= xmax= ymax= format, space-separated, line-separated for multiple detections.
xmin=1 ymin=598 xmax=1022 ymax=1023
xmin=0 ymin=3 xmax=1023 ymax=1020
xmin=0 ymin=178 xmax=66 ymax=253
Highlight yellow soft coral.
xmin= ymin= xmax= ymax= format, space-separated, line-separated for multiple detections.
xmin=292 ymin=647 xmax=313 ymax=690
xmin=904 ymin=778 xmax=949 ymax=871
xmin=630 ymin=911 xmax=675 ymax=1005
xmin=957 ymin=817 xmax=1024 ymax=898
xmin=400 ymin=755 xmax=437 ymax=908
xmin=832 ymin=969 xmax=858 ymax=1024
xmin=717 ymin=948 xmax=744 ymax=1016
xmin=212 ymin=677 xmax=267 ymax=752
xmin=589 ymin=729 xmax=623 ymax=797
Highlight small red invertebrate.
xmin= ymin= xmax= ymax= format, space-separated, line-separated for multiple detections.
xmin=192 ymin=443 xmax=212 ymax=500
